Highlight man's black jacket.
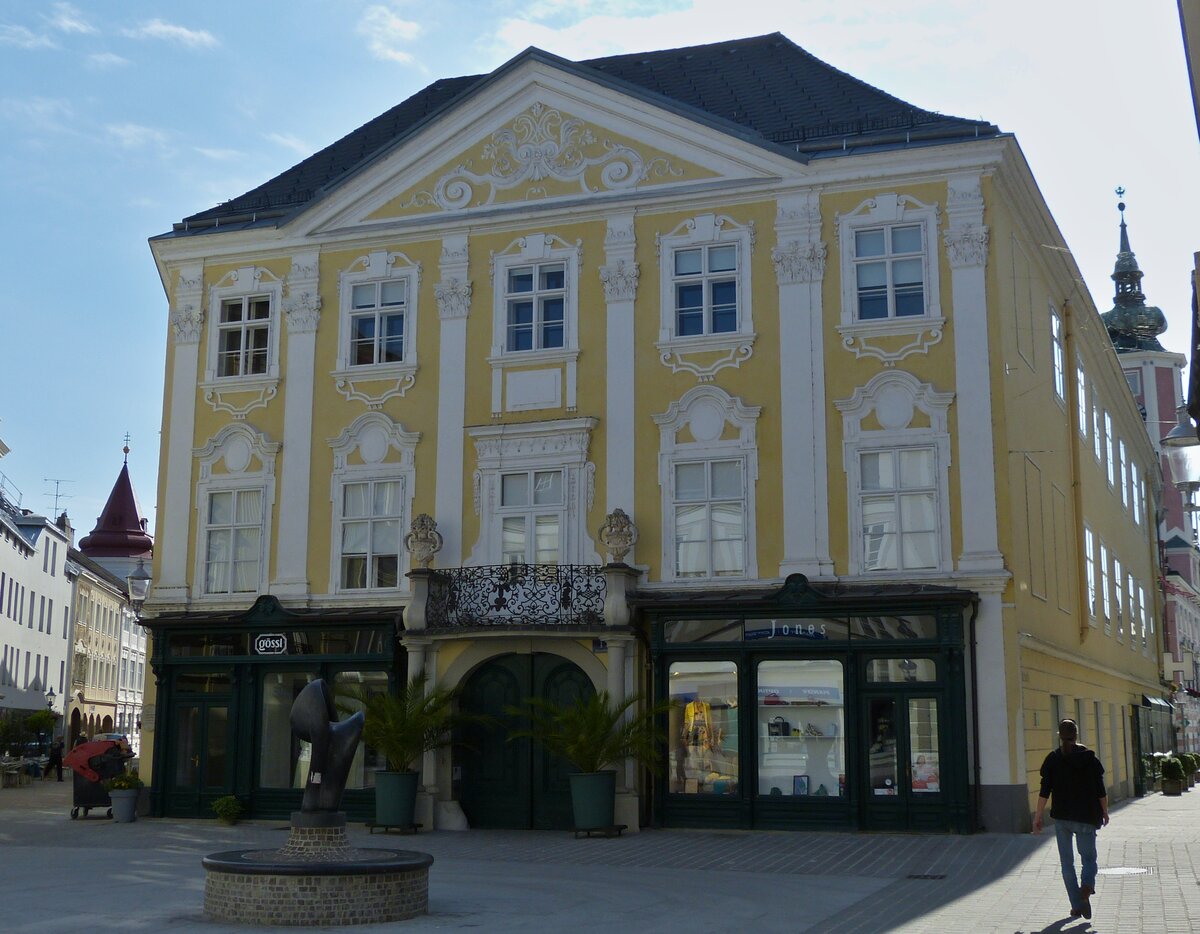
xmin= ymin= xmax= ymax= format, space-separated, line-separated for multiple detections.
xmin=1039 ymin=744 xmax=1106 ymax=826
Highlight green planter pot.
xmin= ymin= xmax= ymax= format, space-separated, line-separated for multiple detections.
xmin=109 ymin=789 xmax=138 ymax=823
xmin=374 ymin=770 xmax=419 ymax=827
xmin=569 ymin=770 xmax=616 ymax=831
xmin=1162 ymin=779 xmax=1184 ymax=796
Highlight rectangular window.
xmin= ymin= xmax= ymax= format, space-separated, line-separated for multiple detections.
xmin=1099 ymin=542 xmax=1111 ymax=632
xmin=38 ymin=595 xmax=45 ymax=633
xmin=854 ymin=224 xmax=925 ymax=320
xmin=349 ymin=280 xmax=406 ymax=366
xmin=1139 ymin=585 xmax=1148 ymax=649
xmin=506 ymin=263 xmax=565 ymax=351
xmin=859 ymin=447 xmax=938 ymax=571
xmin=673 ymin=459 xmax=746 ymax=578
xmin=1084 ymin=527 xmax=1096 ymax=616
xmin=499 ymin=470 xmax=564 ymax=565
xmin=1092 ymin=404 xmax=1103 ymax=462
xmin=1104 ymin=413 xmax=1115 ymax=485
xmin=1119 ymin=441 xmax=1128 ymax=508
xmin=204 ymin=489 xmax=263 ymax=594
xmin=758 ymin=659 xmax=845 ymax=797
xmin=673 ymin=245 xmax=738 ymax=336
xmin=217 ymin=295 xmax=271 ymax=377
xmin=1113 ymin=556 xmax=1123 ymax=640
xmin=1076 ymin=367 xmax=1087 ymax=437
xmin=1050 ymin=310 xmax=1065 ymax=400
xmin=669 ymin=660 xmax=738 ymax=795
xmin=1127 ymin=573 xmax=1137 ymax=650
xmin=339 ymin=480 xmax=402 ymax=590
xmin=1131 ymin=463 xmax=1141 ymax=524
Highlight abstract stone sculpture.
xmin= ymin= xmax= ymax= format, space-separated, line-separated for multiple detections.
xmin=290 ymin=678 xmax=364 ymax=813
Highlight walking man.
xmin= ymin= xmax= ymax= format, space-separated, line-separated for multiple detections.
xmin=1032 ymin=718 xmax=1109 ymax=919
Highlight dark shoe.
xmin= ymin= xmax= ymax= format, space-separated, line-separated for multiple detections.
xmin=1070 ymin=908 xmax=1082 ymax=918
xmin=1079 ymin=885 xmax=1093 ymax=919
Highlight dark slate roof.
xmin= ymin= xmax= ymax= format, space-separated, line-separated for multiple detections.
xmin=77 ymin=460 xmax=153 ymax=558
xmin=169 ymin=33 xmax=999 ymax=236
xmin=67 ymin=547 xmax=128 ymax=593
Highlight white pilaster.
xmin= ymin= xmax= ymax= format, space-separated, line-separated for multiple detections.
xmin=945 ymin=174 xmax=1004 ymax=572
xmin=774 ymin=192 xmax=834 ymax=578
xmin=974 ymin=590 xmax=1012 ymax=784
xmin=602 ymin=214 xmax=638 ymax=554
xmin=271 ymin=251 xmax=321 ymax=599
xmin=434 ymin=235 xmax=471 ymax=564
xmin=155 ymin=265 xmax=204 ymax=605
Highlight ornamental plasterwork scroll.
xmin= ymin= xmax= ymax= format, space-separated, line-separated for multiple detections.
xmin=283 ymin=255 xmax=322 ymax=333
xmin=944 ymin=174 xmax=989 ymax=269
xmin=659 ymin=343 xmax=755 ymax=381
xmin=598 ymin=508 xmax=638 ymax=563
xmin=943 ymin=227 xmax=990 ymax=268
xmin=407 ymin=102 xmax=683 ymax=211
xmin=333 ymin=374 xmax=416 ymax=410
xmin=839 ymin=326 xmax=944 ymax=367
xmin=489 ymin=234 xmax=583 ymax=279
xmin=204 ymin=384 xmax=278 ymax=419
xmin=599 ymin=259 xmax=640 ymax=301
xmin=404 ymin=514 xmax=443 ymax=569
xmin=171 ymin=266 xmax=205 ymax=344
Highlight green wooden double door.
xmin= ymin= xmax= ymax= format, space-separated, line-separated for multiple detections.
xmin=456 ymin=652 xmax=593 ymax=830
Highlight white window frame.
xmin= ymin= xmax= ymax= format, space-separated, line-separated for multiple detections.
xmin=1113 ymin=556 xmax=1124 ymax=641
xmin=467 ymin=418 xmax=599 ymax=567
xmin=1092 ymin=403 xmax=1103 ymax=462
xmin=1104 ymin=412 xmax=1115 ymax=484
xmin=193 ymin=424 xmax=278 ymax=603
xmin=1050 ymin=308 xmax=1065 ymax=403
xmin=656 ymin=213 xmax=756 ymax=373
xmin=489 ymin=234 xmax=581 ymax=367
xmin=1099 ymin=541 xmax=1111 ymax=634
xmin=203 ymin=266 xmax=283 ymax=386
xmin=1119 ymin=441 xmax=1129 ymax=509
xmin=1084 ymin=525 xmax=1097 ymax=621
xmin=332 ymin=251 xmax=420 ymax=406
xmin=497 ymin=469 xmax=567 ymax=565
xmin=1076 ymin=364 xmax=1087 ymax=438
xmin=654 ymin=386 xmax=760 ymax=583
xmin=328 ymin=413 xmax=419 ymax=599
xmin=836 ymin=370 xmax=954 ymax=577
xmin=836 ymin=193 xmax=943 ymax=346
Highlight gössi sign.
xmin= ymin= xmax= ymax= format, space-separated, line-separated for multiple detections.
xmin=254 ymin=632 xmax=288 ymax=655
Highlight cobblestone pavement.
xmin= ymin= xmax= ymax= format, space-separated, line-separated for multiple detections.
xmin=1 ymin=777 xmax=1197 ymax=932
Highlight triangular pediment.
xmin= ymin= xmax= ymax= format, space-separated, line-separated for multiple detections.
xmin=301 ymin=58 xmax=801 ymax=235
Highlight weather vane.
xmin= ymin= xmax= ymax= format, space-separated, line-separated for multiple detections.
xmin=1115 ymin=186 xmax=1126 ymax=214
xmin=123 ymin=431 xmax=131 ymax=462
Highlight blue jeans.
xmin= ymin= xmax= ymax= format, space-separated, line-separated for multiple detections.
xmin=1054 ymin=819 xmax=1098 ymax=910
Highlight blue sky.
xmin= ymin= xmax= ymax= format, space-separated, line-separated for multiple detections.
xmin=1 ymin=1 xmax=1196 ymax=540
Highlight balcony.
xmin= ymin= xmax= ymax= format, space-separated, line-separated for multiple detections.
xmin=424 ymin=564 xmax=606 ymax=632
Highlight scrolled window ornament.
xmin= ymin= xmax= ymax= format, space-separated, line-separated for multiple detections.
xmin=404 ymin=513 xmax=444 ymax=569
xmin=598 ymin=507 xmax=638 ymax=563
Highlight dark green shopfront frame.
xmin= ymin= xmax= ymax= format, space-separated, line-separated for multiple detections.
xmin=147 ymin=597 xmax=399 ymax=820
xmin=647 ymin=575 xmax=976 ymax=833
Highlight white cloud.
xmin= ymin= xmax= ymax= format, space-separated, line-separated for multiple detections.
xmin=122 ymin=19 xmax=218 ymax=49
xmin=86 ymin=51 xmax=129 ymax=69
xmin=0 ymin=97 xmax=74 ymax=132
xmin=264 ymin=132 xmax=312 ymax=156
xmin=47 ymin=3 xmax=97 ymax=34
xmin=0 ymin=24 xmax=57 ymax=49
xmin=196 ymin=147 xmax=244 ymax=161
xmin=106 ymin=122 xmax=169 ymax=149
xmin=356 ymin=5 xmax=422 ymax=63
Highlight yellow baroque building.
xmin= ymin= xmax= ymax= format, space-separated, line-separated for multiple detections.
xmin=140 ymin=34 xmax=1164 ymax=833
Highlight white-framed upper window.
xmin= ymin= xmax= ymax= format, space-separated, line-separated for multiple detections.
xmin=328 ymin=412 xmax=419 ymax=596
xmin=835 ymin=370 xmax=953 ymax=577
xmin=204 ymin=266 xmax=283 ymax=385
xmin=837 ymin=193 xmax=942 ymax=338
xmin=1050 ymin=308 xmax=1065 ymax=401
xmin=1118 ymin=441 xmax=1128 ymax=508
xmin=1104 ymin=412 xmax=1115 ymax=484
xmin=499 ymin=470 xmax=564 ymax=565
xmin=1099 ymin=541 xmax=1111 ymax=633
xmin=1113 ymin=556 xmax=1124 ymax=641
xmin=490 ymin=234 xmax=579 ymax=363
xmin=1124 ymin=368 xmax=1141 ymax=396
xmin=657 ymin=213 xmax=755 ymax=352
xmin=334 ymin=251 xmax=420 ymax=402
xmin=655 ymin=385 xmax=760 ymax=582
xmin=1092 ymin=403 xmax=1103 ymax=462
xmin=1076 ymin=365 xmax=1087 ymax=438
xmin=193 ymin=424 xmax=278 ymax=602
xmin=1084 ymin=526 xmax=1096 ymax=619
xmin=467 ymin=418 xmax=599 ymax=567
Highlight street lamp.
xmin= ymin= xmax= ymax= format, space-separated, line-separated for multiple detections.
xmin=1162 ymin=407 xmax=1200 ymax=516
xmin=46 ymin=686 xmax=55 ymax=711
xmin=126 ymin=558 xmax=151 ymax=615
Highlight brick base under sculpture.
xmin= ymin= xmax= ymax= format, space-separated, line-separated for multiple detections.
xmin=203 ymin=814 xmax=433 ymax=926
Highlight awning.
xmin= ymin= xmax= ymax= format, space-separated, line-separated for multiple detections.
xmin=1142 ymin=695 xmax=1174 ymax=711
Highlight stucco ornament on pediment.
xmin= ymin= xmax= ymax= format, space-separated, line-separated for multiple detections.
xmin=375 ymin=102 xmax=692 ymax=216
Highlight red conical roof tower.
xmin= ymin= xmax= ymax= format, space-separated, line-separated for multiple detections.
xmin=78 ymin=443 xmax=153 ymax=558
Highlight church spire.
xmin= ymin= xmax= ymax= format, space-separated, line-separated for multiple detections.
xmin=1102 ymin=188 xmax=1167 ymax=352
xmin=78 ymin=441 xmax=153 ymax=558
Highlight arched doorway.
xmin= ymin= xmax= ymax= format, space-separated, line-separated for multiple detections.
xmin=456 ymin=652 xmax=593 ymax=830
xmin=70 ymin=709 xmax=82 ymax=745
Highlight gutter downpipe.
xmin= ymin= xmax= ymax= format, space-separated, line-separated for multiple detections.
xmin=968 ymin=597 xmax=983 ymax=831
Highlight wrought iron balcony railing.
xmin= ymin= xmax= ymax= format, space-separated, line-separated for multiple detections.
xmin=425 ymin=564 xmax=605 ymax=631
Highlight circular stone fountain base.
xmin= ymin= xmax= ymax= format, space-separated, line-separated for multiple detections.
xmin=202 ymin=813 xmax=433 ymax=926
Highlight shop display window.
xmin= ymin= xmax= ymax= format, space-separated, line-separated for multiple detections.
xmin=908 ymin=697 xmax=940 ymax=793
xmin=757 ymin=659 xmax=844 ymax=798
xmin=258 ymin=671 xmax=317 ymax=789
xmin=668 ymin=661 xmax=739 ymax=795
xmin=865 ymin=658 xmax=937 ymax=683
xmin=334 ymin=670 xmax=389 ymax=789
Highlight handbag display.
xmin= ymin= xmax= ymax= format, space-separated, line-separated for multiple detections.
xmin=767 ymin=715 xmax=791 ymax=736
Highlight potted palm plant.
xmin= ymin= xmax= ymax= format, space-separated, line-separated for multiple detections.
xmin=103 ymin=769 xmax=144 ymax=822
xmin=358 ymin=672 xmax=467 ymax=830
xmin=512 ymin=690 xmax=672 ymax=832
